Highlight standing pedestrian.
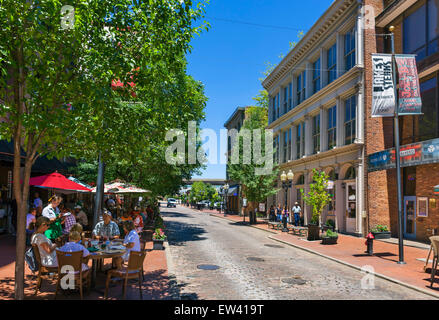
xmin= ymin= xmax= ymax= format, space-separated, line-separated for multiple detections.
xmin=269 ymin=205 xmax=275 ymax=222
xmin=282 ymin=206 xmax=289 ymax=228
xmin=292 ymin=202 xmax=302 ymax=227
xmin=276 ymin=204 xmax=282 ymax=222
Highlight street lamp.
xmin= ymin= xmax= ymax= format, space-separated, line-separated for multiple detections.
xmin=224 ymin=183 xmax=229 ymax=216
xmin=281 ymin=170 xmax=294 ymax=232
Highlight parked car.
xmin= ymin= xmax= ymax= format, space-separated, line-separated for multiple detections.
xmin=167 ymin=198 xmax=177 ymax=208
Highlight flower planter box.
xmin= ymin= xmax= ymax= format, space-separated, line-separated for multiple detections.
xmin=371 ymin=231 xmax=391 ymax=239
xmin=307 ymin=224 xmax=320 ymax=241
xmin=153 ymin=239 xmax=165 ymax=250
xmin=321 ymin=236 xmax=338 ymax=245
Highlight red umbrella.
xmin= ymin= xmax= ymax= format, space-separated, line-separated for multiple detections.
xmin=29 ymin=172 xmax=91 ymax=192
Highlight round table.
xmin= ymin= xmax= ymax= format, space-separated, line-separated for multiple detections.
xmin=88 ymin=247 xmax=127 ymax=289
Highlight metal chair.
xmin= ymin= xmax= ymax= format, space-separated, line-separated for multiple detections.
xmin=55 ymin=250 xmax=91 ymax=300
xmin=105 ymin=250 xmax=146 ymax=300
xmin=32 ymin=244 xmax=58 ymax=296
xmin=429 ymin=236 xmax=439 ymax=288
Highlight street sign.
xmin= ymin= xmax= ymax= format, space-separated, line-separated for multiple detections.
xmin=243 ymin=198 xmax=248 ymax=207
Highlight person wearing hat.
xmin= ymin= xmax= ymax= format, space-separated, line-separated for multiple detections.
xmin=292 ymin=202 xmax=302 ymax=227
xmin=74 ymin=205 xmax=88 ymax=228
xmin=92 ymin=210 xmax=120 ymax=240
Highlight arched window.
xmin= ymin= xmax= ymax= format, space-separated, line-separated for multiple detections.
xmin=327 ymin=169 xmax=336 ymax=181
xmin=345 ymin=166 xmax=356 ymax=180
xmin=296 ymin=174 xmax=305 ymax=185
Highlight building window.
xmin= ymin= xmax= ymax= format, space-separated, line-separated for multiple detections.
xmin=417 ymin=75 xmax=438 ymax=141
xmin=296 ymin=123 xmax=302 ymax=159
xmin=283 ymin=131 xmax=288 ymax=163
xmin=313 ymin=58 xmax=321 ymax=94
xmin=327 ymin=44 xmax=337 ymax=84
xmin=344 ymin=28 xmax=356 ymax=71
xmin=276 ymin=92 xmax=280 ymax=119
xmin=403 ymin=0 xmax=439 ymax=61
xmin=313 ymin=114 xmax=320 ymax=154
xmin=344 ymin=95 xmax=357 ymax=145
xmin=345 ymin=166 xmax=356 ymax=180
xmin=288 ymin=128 xmax=292 ymax=161
xmin=296 ymin=71 xmax=306 ymax=105
xmin=283 ymin=86 xmax=288 ymax=114
xmin=328 ymin=106 xmax=337 ymax=149
xmin=288 ymin=82 xmax=292 ymax=111
xmin=273 ymin=135 xmax=280 ymax=164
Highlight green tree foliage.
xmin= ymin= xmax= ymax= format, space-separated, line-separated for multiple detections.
xmin=227 ymin=107 xmax=279 ymax=203
xmin=189 ymin=181 xmax=209 ymax=202
xmin=0 ymin=0 xmax=208 ymax=299
xmin=300 ymin=169 xmax=332 ymax=225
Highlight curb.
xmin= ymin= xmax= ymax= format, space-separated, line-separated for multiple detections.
xmin=210 ymin=213 xmax=439 ymax=299
xmin=267 ymin=235 xmax=439 ymax=300
xmin=163 ymin=239 xmax=181 ymax=300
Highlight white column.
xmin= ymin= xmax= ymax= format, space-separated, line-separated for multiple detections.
xmin=320 ymin=106 xmax=328 ymax=152
xmin=336 ymin=97 xmax=344 ymax=147
xmin=279 ymin=130 xmax=284 ymax=164
xmin=336 ymin=32 xmax=345 ymax=78
xmin=303 ymin=170 xmax=310 ymax=226
xmin=305 ymin=60 xmax=313 ymax=100
xmin=356 ymin=162 xmax=364 ymax=236
xmin=335 ymin=179 xmax=344 ymax=232
xmin=291 ymin=125 xmax=297 ymax=160
xmin=356 ymin=85 xmax=364 ymax=143
xmin=356 ymin=11 xmax=364 ymax=68
xmin=305 ymin=116 xmax=313 ymax=156
xmin=320 ymin=48 xmax=327 ymax=89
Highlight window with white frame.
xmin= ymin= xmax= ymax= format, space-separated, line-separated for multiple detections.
xmin=288 ymin=128 xmax=292 ymax=161
xmin=327 ymin=44 xmax=337 ymax=84
xmin=328 ymin=105 xmax=337 ymax=149
xmin=313 ymin=58 xmax=321 ymax=94
xmin=296 ymin=71 xmax=306 ymax=105
xmin=313 ymin=114 xmax=320 ymax=154
xmin=344 ymin=27 xmax=356 ymax=71
xmin=296 ymin=123 xmax=302 ymax=159
xmin=288 ymin=82 xmax=292 ymax=110
xmin=344 ymin=95 xmax=357 ymax=145
xmin=283 ymin=130 xmax=288 ymax=163
xmin=283 ymin=86 xmax=288 ymax=114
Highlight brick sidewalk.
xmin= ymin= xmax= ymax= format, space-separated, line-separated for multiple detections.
xmin=0 ymin=233 xmax=175 ymax=300
xmin=209 ymin=212 xmax=439 ymax=298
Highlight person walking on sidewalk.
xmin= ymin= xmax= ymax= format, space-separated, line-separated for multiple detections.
xmin=292 ymin=202 xmax=302 ymax=227
xmin=276 ymin=204 xmax=282 ymax=222
xmin=269 ymin=205 xmax=275 ymax=222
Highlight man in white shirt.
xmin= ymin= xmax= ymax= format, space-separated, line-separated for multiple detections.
xmin=292 ymin=202 xmax=302 ymax=227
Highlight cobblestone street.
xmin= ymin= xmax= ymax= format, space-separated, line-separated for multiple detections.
xmin=163 ymin=205 xmax=434 ymax=300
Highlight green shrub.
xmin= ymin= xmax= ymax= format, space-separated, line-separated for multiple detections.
xmin=325 ymin=219 xmax=335 ymax=227
xmin=325 ymin=229 xmax=338 ymax=238
xmin=371 ymin=225 xmax=389 ymax=233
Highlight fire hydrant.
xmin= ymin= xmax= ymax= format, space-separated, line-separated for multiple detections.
xmin=365 ymin=232 xmax=375 ymax=256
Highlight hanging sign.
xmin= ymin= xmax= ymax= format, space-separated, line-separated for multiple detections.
xmin=395 ymin=54 xmax=423 ymax=115
xmin=371 ymin=54 xmax=395 ymax=117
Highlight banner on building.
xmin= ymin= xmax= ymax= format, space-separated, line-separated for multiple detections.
xmin=395 ymin=54 xmax=423 ymax=115
xmin=371 ymin=54 xmax=395 ymax=117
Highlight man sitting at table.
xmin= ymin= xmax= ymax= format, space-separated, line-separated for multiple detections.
xmin=92 ymin=210 xmax=120 ymax=240
xmin=58 ymin=231 xmax=91 ymax=271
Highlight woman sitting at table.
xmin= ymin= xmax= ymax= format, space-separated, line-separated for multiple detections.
xmin=31 ymin=216 xmax=58 ymax=268
xmin=113 ymin=220 xmax=140 ymax=270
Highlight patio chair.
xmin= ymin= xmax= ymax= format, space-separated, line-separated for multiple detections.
xmin=32 ymin=244 xmax=58 ymax=296
xmin=140 ymin=240 xmax=147 ymax=281
xmin=429 ymin=236 xmax=439 ymax=288
xmin=104 ymin=250 xmax=146 ymax=300
xmin=55 ymin=250 xmax=91 ymax=300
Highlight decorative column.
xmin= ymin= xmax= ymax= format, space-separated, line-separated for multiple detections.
xmin=303 ymin=170 xmax=310 ymax=226
xmin=356 ymin=10 xmax=364 ymax=68
xmin=336 ymin=32 xmax=345 ymax=78
xmin=356 ymin=84 xmax=364 ymax=143
xmin=320 ymin=48 xmax=327 ymax=89
xmin=291 ymin=125 xmax=297 ymax=160
xmin=304 ymin=116 xmax=313 ymax=156
xmin=356 ymin=161 xmax=365 ymax=236
xmin=305 ymin=60 xmax=313 ymax=100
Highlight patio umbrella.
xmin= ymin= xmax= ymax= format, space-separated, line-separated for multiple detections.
xmin=68 ymin=176 xmax=93 ymax=189
xmin=435 ymin=185 xmax=439 ymax=195
xmin=91 ymin=181 xmax=150 ymax=194
xmin=29 ymin=172 xmax=92 ymax=193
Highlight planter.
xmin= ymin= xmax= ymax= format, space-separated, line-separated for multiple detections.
xmin=153 ymin=239 xmax=165 ymax=250
xmin=322 ymin=225 xmax=335 ymax=232
xmin=307 ymin=224 xmax=320 ymax=241
xmin=321 ymin=236 xmax=338 ymax=245
xmin=371 ymin=231 xmax=391 ymax=239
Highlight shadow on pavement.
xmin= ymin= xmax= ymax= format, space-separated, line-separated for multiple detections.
xmin=164 ymin=220 xmax=207 ymax=247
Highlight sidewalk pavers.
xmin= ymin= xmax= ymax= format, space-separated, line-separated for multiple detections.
xmin=208 ymin=211 xmax=439 ymax=298
xmin=0 ymin=233 xmax=174 ymax=300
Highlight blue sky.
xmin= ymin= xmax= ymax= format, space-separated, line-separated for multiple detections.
xmin=187 ymin=0 xmax=333 ymax=179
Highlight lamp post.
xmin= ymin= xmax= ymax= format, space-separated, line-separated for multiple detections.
xmin=281 ymin=170 xmax=294 ymax=232
xmin=223 ymin=183 xmax=229 ymax=217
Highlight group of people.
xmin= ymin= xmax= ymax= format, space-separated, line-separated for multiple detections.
xmin=269 ymin=202 xmax=303 ymax=226
xmin=26 ymin=194 xmax=89 ymax=245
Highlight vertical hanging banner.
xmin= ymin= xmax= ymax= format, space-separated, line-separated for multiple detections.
xmin=395 ymin=54 xmax=423 ymax=115
xmin=371 ymin=54 xmax=395 ymax=117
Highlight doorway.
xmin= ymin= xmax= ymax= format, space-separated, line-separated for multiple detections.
xmin=346 ymin=183 xmax=356 ymax=233
xmin=404 ymin=196 xmax=417 ymax=239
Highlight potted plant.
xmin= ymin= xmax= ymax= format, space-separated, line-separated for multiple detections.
xmin=322 ymin=219 xmax=335 ymax=232
xmin=152 ymin=228 xmax=166 ymax=250
xmin=371 ymin=225 xmax=391 ymax=239
xmin=301 ymin=169 xmax=332 ymax=241
xmin=321 ymin=229 xmax=338 ymax=245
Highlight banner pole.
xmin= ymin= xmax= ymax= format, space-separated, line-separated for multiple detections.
xmin=390 ymin=28 xmax=406 ymax=265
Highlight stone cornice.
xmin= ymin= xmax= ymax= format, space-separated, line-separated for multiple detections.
xmin=262 ymin=0 xmax=357 ymax=91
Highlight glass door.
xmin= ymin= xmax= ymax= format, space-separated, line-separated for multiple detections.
xmin=404 ymin=196 xmax=417 ymax=239
xmin=346 ymin=183 xmax=356 ymax=233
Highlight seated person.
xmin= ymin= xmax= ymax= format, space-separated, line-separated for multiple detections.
xmin=31 ymin=216 xmax=58 ymax=268
xmin=131 ymin=206 xmax=144 ymax=233
xmin=92 ymin=210 xmax=120 ymax=240
xmin=70 ymin=223 xmax=86 ymax=244
xmin=73 ymin=205 xmax=88 ymax=229
xmin=113 ymin=220 xmax=141 ymax=270
xmin=58 ymin=231 xmax=90 ymax=271
xmin=62 ymin=207 xmax=76 ymax=235
xmin=26 ymin=207 xmax=37 ymax=244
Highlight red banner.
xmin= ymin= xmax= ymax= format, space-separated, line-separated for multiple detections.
xmin=395 ymin=55 xmax=423 ymax=115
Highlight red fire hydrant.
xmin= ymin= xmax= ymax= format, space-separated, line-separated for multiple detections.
xmin=365 ymin=232 xmax=375 ymax=256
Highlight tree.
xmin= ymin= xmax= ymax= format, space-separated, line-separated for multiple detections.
xmin=300 ymin=169 xmax=332 ymax=225
xmin=0 ymin=0 xmax=208 ymax=299
xmin=189 ymin=181 xmax=209 ymax=202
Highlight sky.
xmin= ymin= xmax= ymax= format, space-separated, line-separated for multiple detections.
xmin=186 ymin=0 xmax=334 ymax=179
